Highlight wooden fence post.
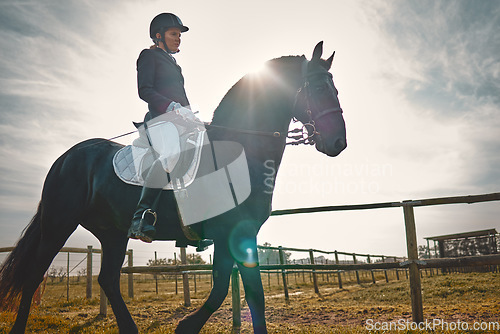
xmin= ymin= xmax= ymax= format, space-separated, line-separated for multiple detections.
xmin=154 ymin=251 xmax=158 ymax=295
xmin=301 ymin=259 xmax=305 ymax=283
xmin=334 ymin=251 xmax=342 ymax=289
xmin=353 ymin=254 xmax=360 ymax=285
xmin=86 ymin=246 xmax=93 ymax=299
xmin=278 ymin=246 xmax=289 ymax=302
xmin=174 ymin=253 xmax=178 ymax=295
xmin=180 ymin=247 xmax=191 ymax=306
xmin=367 ymin=255 xmax=376 ymax=284
xmin=66 ymin=252 xmax=70 ymax=301
xmin=403 ymin=202 xmax=424 ymax=323
xmin=267 ymin=258 xmax=271 ymax=289
xmin=231 ymin=267 xmax=241 ymax=331
xmin=100 ymin=251 xmax=107 ymax=316
xmin=209 ymin=254 xmax=213 ymax=288
xmin=294 ymin=260 xmax=298 ymax=284
xmin=309 ymin=250 xmax=319 ymax=294
xmin=193 ymin=254 xmax=197 ymax=294
xmin=382 ymin=256 xmax=389 ymax=283
xmin=325 ymin=259 xmax=329 ymax=282
xmin=128 ymin=249 xmax=134 ymax=299
xmin=394 ymin=256 xmax=400 ymax=280
xmin=194 ymin=271 xmax=197 ymax=294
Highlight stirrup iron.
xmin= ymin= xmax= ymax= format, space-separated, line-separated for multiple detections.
xmin=142 ymin=208 xmax=158 ymax=226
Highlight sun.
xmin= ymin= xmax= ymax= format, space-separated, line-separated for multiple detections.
xmin=247 ymin=60 xmax=269 ymax=76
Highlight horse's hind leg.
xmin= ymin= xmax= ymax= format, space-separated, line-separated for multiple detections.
xmin=9 ymin=218 xmax=79 ymax=334
xmin=96 ymin=232 xmax=138 ymax=334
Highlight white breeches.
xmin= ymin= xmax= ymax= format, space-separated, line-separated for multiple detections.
xmin=147 ymin=121 xmax=181 ymax=173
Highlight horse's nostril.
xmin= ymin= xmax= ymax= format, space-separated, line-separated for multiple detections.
xmin=335 ymin=138 xmax=346 ymax=151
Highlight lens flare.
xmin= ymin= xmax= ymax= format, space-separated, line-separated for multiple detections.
xmin=228 ymin=221 xmax=259 ymax=268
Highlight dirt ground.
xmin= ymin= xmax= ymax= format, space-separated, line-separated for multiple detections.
xmin=1 ymin=271 xmax=499 ymax=333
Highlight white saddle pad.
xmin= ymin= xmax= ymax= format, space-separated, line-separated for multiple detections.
xmin=113 ymin=130 xmax=206 ymax=190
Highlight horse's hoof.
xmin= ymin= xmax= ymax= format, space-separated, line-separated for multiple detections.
xmin=175 ymin=315 xmax=197 ymax=334
xmin=174 ymin=321 xmax=187 ymax=333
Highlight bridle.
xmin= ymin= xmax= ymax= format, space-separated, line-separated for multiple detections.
xmin=286 ymin=60 xmax=343 ymax=146
xmin=205 ymin=60 xmax=342 ymax=146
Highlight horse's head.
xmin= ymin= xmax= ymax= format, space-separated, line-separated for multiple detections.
xmin=293 ymin=42 xmax=347 ymax=157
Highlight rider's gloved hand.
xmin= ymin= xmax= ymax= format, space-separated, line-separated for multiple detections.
xmin=166 ymin=102 xmax=200 ymax=123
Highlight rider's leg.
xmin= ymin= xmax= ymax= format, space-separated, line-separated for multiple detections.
xmin=148 ymin=120 xmax=213 ymax=250
xmin=128 ymin=159 xmax=167 ymax=243
xmin=129 ymin=120 xmax=178 ymax=243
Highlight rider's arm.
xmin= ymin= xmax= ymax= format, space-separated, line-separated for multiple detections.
xmin=136 ymin=49 xmax=174 ymax=115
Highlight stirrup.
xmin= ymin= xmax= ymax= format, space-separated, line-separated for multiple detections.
xmin=142 ymin=208 xmax=158 ymax=226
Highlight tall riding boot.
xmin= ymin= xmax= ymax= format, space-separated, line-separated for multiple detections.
xmin=128 ymin=160 xmax=168 ymax=243
xmin=128 ymin=186 xmax=162 ymax=243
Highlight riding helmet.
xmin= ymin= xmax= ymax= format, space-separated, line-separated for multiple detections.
xmin=149 ymin=13 xmax=189 ymax=40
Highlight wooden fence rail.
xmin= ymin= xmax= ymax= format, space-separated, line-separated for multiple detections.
xmin=118 ymin=254 xmax=500 ymax=278
xmin=270 ymin=192 xmax=500 ymax=216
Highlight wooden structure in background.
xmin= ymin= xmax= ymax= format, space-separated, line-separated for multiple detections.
xmin=425 ymin=228 xmax=498 ymax=258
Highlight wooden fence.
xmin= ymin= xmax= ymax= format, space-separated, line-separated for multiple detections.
xmin=0 ymin=245 xmax=133 ymax=316
xmin=121 ymin=252 xmax=500 ymax=329
xmin=120 ymin=246 xmax=406 ymax=301
xmin=1 ymin=192 xmax=499 ymax=329
xmin=270 ymin=192 xmax=500 ymax=323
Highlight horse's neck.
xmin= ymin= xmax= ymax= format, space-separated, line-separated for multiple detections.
xmin=210 ymin=57 xmax=304 ymax=172
xmin=210 ymin=98 xmax=291 ymax=170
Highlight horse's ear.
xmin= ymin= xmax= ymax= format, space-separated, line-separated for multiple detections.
xmin=312 ymin=41 xmax=323 ymax=61
xmin=326 ymin=51 xmax=335 ymax=69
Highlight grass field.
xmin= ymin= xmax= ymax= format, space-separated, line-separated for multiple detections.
xmin=0 ymin=270 xmax=499 ymax=333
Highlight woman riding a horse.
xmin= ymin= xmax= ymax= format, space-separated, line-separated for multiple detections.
xmin=129 ymin=13 xmax=210 ymax=250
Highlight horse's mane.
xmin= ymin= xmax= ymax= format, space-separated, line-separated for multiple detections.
xmin=211 ymin=55 xmax=306 ymax=127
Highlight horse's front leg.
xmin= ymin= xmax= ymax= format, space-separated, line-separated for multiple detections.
xmin=236 ymin=240 xmax=267 ymax=334
xmin=97 ymin=233 xmax=138 ymax=334
xmin=175 ymin=239 xmax=234 ymax=334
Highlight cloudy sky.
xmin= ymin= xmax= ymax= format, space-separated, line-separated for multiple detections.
xmin=0 ymin=0 xmax=499 ymax=265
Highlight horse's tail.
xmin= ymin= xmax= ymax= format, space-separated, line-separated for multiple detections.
xmin=0 ymin=201 xmax=43 ymax=310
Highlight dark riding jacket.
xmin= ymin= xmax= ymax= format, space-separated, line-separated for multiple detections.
xmin=137 ymin=47 xmax=190 ymax=118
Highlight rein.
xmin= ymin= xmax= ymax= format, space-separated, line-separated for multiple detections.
xmin=203 ymin=123 xmax=283 ymax=138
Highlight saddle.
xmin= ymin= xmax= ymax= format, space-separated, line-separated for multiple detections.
xmin=113 ymin=121 xmax=252 ymax=227
xmin=113 ymin=123 xmax=205 ymax=190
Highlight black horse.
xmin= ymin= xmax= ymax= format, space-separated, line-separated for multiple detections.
xmin=0 ymin=42 xmax=346 ymax=333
